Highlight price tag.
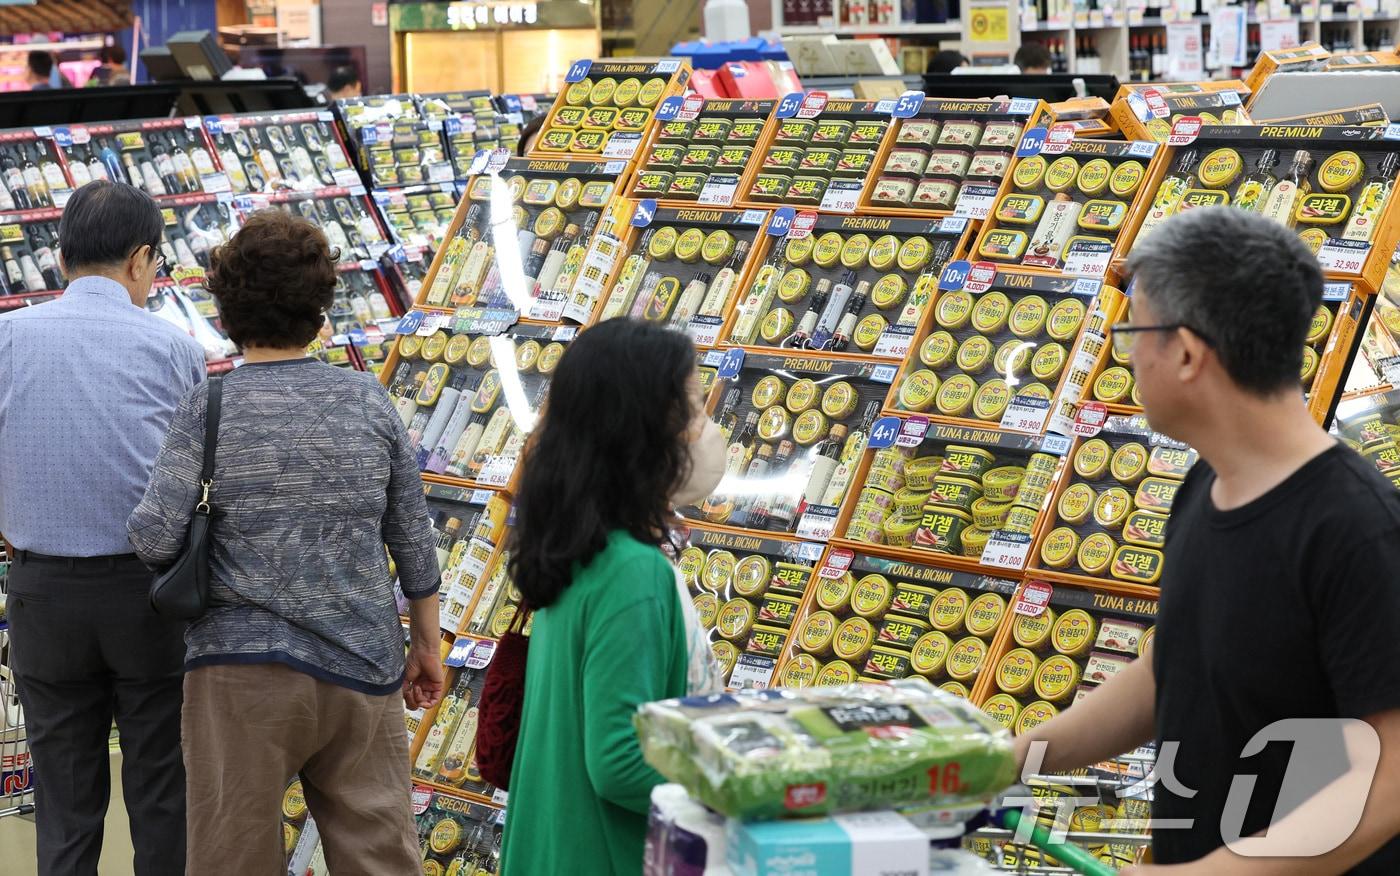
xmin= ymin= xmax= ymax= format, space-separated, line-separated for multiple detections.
xmin=777 ymin=208 xmax=810 ymax=238
xmin=980 ymin=531 xmax=1033 ymax=570
xmin=1016 ymin=126 xmax=1048 ymax=157
xmin=687 ymin=315 xmax=724 ymax=347
xmin=1142 ymin=88 xmax=1170 ymax=118
xmin=200 ymin=172 xmax=231 ymax=194
xmin=873 ymin=324 xmax=916 ymax=358
xmin=52 ymin=190 xmax=72 ymax=208
xmin=446 ymin=637 xmax=476 ymax=667
xmin=728 ymin=654 xmax=777 ymax=690
xmin=1168 ymin=117 xmax=1203 ymax=146
xmin=491 ymin=789 xmax=510 ymax=806
xmin=1378 ymin=355 xmax=1400 ymax=386
xmin=796 ymin=91 xmax=829 ymax=119
xmin=796 ymin=505 xmax=840 ymax=541
xmin=953 ymin=184 xmax=998 ymax=220
xmin=964 ymin=261 xmax=998 ymax=294
xmin=774 ymin=92 xmax=804 ymax=119
xmin=1014 ymin=581 xmax=1054 ymax=617
xmin=464 ymin=639 xmax=497 ymax=669
xmin=1041 ymin=123 xmax=1077 ymax=155
xmin=1073 ymin=401 xmax=1109 ymax=437
xmin=697 ymin=174 xmax=739 ymax=206
xmin=654 ymin=95 xmax=685 ymax=121
xmin=427 ymin=163 xmax=455 ymax=183
xmin=1062 ymin=240 xmax=1113 ymax=277
xmin=891 ymin=90 xmax=925 ymax=118
xmin=564 ymin=59 xmax=593 ymax=82
xmin=602 ymin=132 xmax=643 ymax=159
xmin=939 ymin=260 xmax=970 ymax=291
xmin=477 ymin=455 xmax=515 ymax=487
xmin=819 ymin=179 xmax=862 ymax=213
xmin=896 ymin=416 xmax=930 ymax=448
xmin=1000 ymin=394 xmax=1052 ymax=434
xmin=819 ymin=547 xmax=855 ymax=579
xmin=870 ymin=364 xmax=898 ymax=384
xmin=1317 ymin=239 xmax=1370 ymax=273
xmin=333 ymin=168 xmax=363 ymax=188
xmin=1384 ymin=123 xmax=1400 ymax=141
xmin=678 ymin=94 xmax=705 ymax=121
xmin=717 ymin=347 xmax=746 ymax=379
xmin=631 ymin=198 xmax=657 ymax=227
xmin=867 ymin=416 xmax=903 ymax=449
xmin=528 ymin=295 xmax=567 ymax=322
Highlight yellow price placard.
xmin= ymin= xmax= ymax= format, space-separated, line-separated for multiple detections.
xmin=969 ymin=6 xmax=1010 ymax=42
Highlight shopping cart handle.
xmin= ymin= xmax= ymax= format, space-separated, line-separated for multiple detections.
xmin=998 ymin=808 xmax=1119 ymax=876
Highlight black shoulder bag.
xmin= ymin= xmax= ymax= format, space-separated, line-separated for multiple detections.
xmin=149 ymin=376 xmax=222 ymax=619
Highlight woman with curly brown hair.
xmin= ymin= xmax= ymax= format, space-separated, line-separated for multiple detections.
xmin=127 ymin=209 xmax=444 ymax=874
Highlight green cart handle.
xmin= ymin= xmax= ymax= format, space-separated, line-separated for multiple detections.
xmin=998 ymin=808 xmax=1120 ymax=876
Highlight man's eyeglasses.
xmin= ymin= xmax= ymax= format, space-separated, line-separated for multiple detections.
xmin=1110 ymin=323 xmax=1214 ymax=359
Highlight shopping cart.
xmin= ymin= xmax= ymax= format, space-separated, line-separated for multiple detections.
xmin=0 ymin=549 xmax=36 ymax=819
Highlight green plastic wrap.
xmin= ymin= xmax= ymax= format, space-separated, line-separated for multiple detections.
xmin=635 ymin=678 xmax=1018 ymax=820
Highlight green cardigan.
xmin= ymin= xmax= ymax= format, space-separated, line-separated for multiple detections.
xmin=500 ymin=531 xmax=688 ymax=875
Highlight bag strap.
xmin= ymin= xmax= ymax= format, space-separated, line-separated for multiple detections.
xmin=196 ymin=377 xmax=223 ymax=514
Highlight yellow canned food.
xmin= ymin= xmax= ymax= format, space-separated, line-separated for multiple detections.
xmin=1015 ymin=700 xmax=1059 ymax=735
xmin=904 ymin=456 xmax=941 ymax=491
xmin=1013 ymin=154 xmax=1048 ymax=190
xmin=1076 ymin=159 xmax=1113 ymax=196
xmin=957 ymin=335 xmax=995 ymax=374
xmin=442 ymin=334 xmax=472 ymax=365
xmin=1077 ymin=532 xmax=1116 ymax=576
xmin=1039 ymin=526 xmax=1081 ymax=568
xmin=1110 ymin=442 xmax=1149 ymax=485
xmin=961 ymin=526 xmax=992 ymax=558
xmin=930 ymin=587 xmax=969 ymax=633
xmin=1014 ymin=606 xmax=1058 ymax=651
xmin=420 ymin=331 xmax=449 ymax=362
xmin=876 ymin=614 xmax=931 ymax=649
xmin=784 ymin=235 xmax=815 ymax=266
xmin=780 ymin=653 xmax=819 ymax=688
xmin=983 ymin=693 xmax=1022 ymax=730
xmin=884 ymin=516 xmax=920 ymax=547
xmin=1045 ymin=156 xmax=1081 ymax=193
xmin=1093 ymin=486 xmax=1133 ymax=529
xmin=898 ymin=370 xmax=940 ymax=412
xmin=1052 ymin=609 xmax=1098 ymax=657
xmin=894 ymin=487 xmax=932 ymax=518
xmin=839 ymin=233 xmax=873 ymax=270
xmin=936 ymin=290 xmax=975 ymax=330
xmin=777 ymin=268 xmax=812 ymax=304
xmin=822 ymin=381 xmax=859 ymax=419
xmin=897 ymin=236 xmax=934 ymax=272
xmin=864 ymin=645 xmax=914 ymax=680
xmin=982 ymin=466 xmax=1026 ymax=502
xmin=815 ymin=572 xmax=854 ymax=613
xmin=816 ymin=659 xmax=857 ymax=686
xmin=467 ymin=335 xmax=494 ymax=367
xmin=798 ymin=610 xmax=840 ymax=656
xmin=966 ymin=591 xmax=1007 ymax=638
xmin=1122 ymin=508 xmax=1169 ymax=548
xmin=971 ymin=291 xmax=1012 ymax=334
xmin=693 ymin=592 xmax=718 ymax=627
xmin=648 ymin=226 xmax=679 ymax=261
xmin=1198 ymin=147 xmax=1243 ymax=189
xmin=910 ymin=630 xmax=952 ymax=677
xmin=1008 ymin=295 xmax=1049 ymax=338
xmin=702 ymin=229 xmax=736 ymax=265
xmin=946 ymin=636 xmax=987 ymax=682
xmin=712 ymin=640 xmax=739 ymax=677
xmin=677 ymin=546 xmax=706 ymax=589
xmin=1109 ymin=160 xmax=1146 ymax=198
xmin=703 ymin=550 xmax=737 ymax=592
xmin=1035 ymin=654 xmax=1082 ymax=704
xmin=870 ymin=274 xmax=907 ymax=310
xmin=674 ymin=227 xmax=706 ymax=263
xmin=868 ymin=234 xmax=900 ymax=272
xmin=429 ymin=818 xmax=462 ymax=854
xmin=971 ymin=496 xmax=1013 ymax=530
xmin=973 ymin=379 xmax=1012 ymax=422
xmin=942 ymin=445 xmax=996 ymax=479
xmin=851 ymin=574 xmax=895 ymax=618
xmin=733 ymin=555 xmax=772 ymax=597
xmin=1147 ymin=445 xmax=1195 ymax=479
xmin=1074 ymin=438 xmax=1112 ymax=480
xmin=1003 ymin=504 xmax=1037 ymax=534
xmin=1318 ymin=150 xmax=1363 ymax=192
xmin=833 ymin=616 xmax=877 ymax=662
xmin=890 ymin=583 xmax=940 ymax=619
xmin=936 ymin=375 xmax=978 ymax=417
xmin=854 ymin=313 xmax=888 ymax=351
xmin=716 ymin=597 xmax=756 ymax=641
xmin=919 ymin=331 xmax=958 ymax=369
xmin=1031 ymin=343 xmax=1067 ymax=382
xmin=812 ymin=232 xmax=845 ymax=269
xmin=1134 ymin=476 xmax=1181 ymax=513
xmin=283 ymin=781 xmax=307 ymax=820
xmin=793 ymin=409 xmax=830 ymax=446
xmin=1093 ymin=367 xmax=1135 ymax=403
xmin=587 ymin=77 xmax=618 ymax=106
xmin=996 ymin=647 xmax=1041 ymax=696
xmin=1307 ymin=304 xmax=1335 ymax=346
xmin=1057 ymin=482 xmax=1096 ymax=525
xmin=1046 ymin=297 xmax=1087 ymax=341
xmin=995 ymin=339 xmax=1034 ymax=376
xmin=1111 ymin=545 xmax=1164 ymax=584
xmin=786 ymin=378 xmax=819 ymax=413
xmin=752 ymin=375 xmax=787 ymax=409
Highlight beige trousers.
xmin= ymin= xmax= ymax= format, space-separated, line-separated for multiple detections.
xmin=182 ymin=663 xmax=420 ymax=875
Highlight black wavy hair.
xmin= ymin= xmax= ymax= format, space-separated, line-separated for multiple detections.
xmin=508 ymin=319 xmax=697 ymax=608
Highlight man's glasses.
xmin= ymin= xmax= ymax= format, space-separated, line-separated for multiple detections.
xmin=1110 ymin=323 xmax=1215 ymax=359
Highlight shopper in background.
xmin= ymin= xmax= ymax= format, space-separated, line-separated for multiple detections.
xmin=127 ymin=210 xmax=444 ymax=875
xmin=326 ymin=65 xmax=363 ymax=101
xmin=516 ymin=114 xmax=544 ymax=156
xmin=926 ymin=49 xmax=969 ymax=73
xmin=87 ymin=44 xmax=132 ymax=87
xmin=500 ymin=318 xmax=726 ymax=875
xmin=0 ymin=180 xmax=203 ymax=876
xmin=1014 ymin=42 xmax=1053 ymax=74
xmin=1016 ymin=208 xmax=1400 ymax=874
xmin=25 ymin=50 xmax=57 ymax=90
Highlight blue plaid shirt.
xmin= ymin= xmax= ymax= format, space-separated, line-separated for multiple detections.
xmin=0 ymin=276 xmax=205 ymax=555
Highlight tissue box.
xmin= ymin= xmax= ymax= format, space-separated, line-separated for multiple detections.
xmin=728 ymin=811 xmax=929 ymax=876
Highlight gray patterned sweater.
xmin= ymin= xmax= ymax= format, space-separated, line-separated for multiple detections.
xmin=128 ymin=359 xmax=440 ymax=695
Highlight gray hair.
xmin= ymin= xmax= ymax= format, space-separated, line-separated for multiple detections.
xmin=1123 ymin=208 xmax=1322 ymax=395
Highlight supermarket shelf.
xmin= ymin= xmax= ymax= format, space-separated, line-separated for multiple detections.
xmin=1022 ymin=21 xmax=1075 ymax=31
xmin=0 ymin=39 xmax=105 ymax=55
xmin=778 ymin=21 xmax=961 ymax=36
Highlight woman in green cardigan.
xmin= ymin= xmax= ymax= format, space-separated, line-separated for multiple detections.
xmin=500 ymin=319 xmax=727 ymax=875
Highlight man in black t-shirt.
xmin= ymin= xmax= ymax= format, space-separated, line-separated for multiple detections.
xmin=1015 ymin=208 xmax=1400 ymax=874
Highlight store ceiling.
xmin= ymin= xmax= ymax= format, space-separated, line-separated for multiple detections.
xmin=0 ymin=0 xmax=131 ymax=37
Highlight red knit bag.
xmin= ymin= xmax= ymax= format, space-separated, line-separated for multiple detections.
xmin=476 ymin=604 xmax=530 ymax=791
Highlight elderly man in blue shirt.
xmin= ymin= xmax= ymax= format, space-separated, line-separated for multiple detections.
xmin=0 ymin=180 xmax=204 ymax=875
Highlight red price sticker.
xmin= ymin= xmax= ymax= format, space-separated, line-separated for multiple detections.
xmin=896 ymin=415 xmax=930 ymax=448
xmin=1141 ymin=87 xmax=1170 ymax=119
xmin=964 ymin=261 xmax=998 ymax=294
xmin=1041 ymin=122 xmax=1077 ymax=155
xmin=678 ymin=94 xmax=705 ymax=121
xmin=1014 ymin=580 xmax=1054 ymax=616
xmin=787 ymin=210 xmax=819 ymax=240
xmin=1168 ymin=116 xmax=1203 ymax=146
xmin=796 ymin=91 xmax=829 ymax=119
xmin=1073 ymin=401 xmax=1109 ymax=437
